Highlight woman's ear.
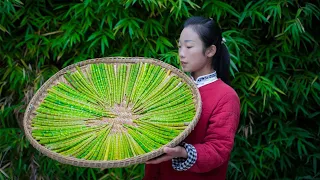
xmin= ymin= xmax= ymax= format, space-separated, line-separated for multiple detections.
xmin=206 ymin=45 xmax=216 ymax=58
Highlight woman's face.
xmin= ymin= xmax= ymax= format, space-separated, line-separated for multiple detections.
xmin=178 ymin=27 xmax=211 ymax=73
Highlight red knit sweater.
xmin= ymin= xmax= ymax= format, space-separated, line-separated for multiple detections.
xmin=143 ymin=79 xmax=240 ymax=180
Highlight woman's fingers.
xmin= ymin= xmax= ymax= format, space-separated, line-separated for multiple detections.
xmin=146 ymin=154 xmax=173 ymax=164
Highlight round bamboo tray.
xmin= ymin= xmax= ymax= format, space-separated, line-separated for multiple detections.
xmin=23 ymin=57 xmax=202 ymax=168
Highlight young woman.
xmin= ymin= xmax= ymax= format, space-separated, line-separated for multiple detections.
xmin=143 ymin=16 xmax=241 ymax=180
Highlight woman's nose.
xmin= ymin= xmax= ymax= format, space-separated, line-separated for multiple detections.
xmin=179 ymin=49 xmax=185 ymax=58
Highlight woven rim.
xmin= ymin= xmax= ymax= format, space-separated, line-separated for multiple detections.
xmin=23 ymin=57 xmax=202 ymax=168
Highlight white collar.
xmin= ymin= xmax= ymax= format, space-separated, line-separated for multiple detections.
xmin=191 ymin=71 xmax=218 ymax=88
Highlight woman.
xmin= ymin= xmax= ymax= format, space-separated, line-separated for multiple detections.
xmin=143 ymin=16 xmax=241 ymax=180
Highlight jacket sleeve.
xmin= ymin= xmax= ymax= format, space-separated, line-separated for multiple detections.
xmin=172 ymin=142 xmax=197 ymax=171
xmin=187 ymin=92 xmax=240 ymax=173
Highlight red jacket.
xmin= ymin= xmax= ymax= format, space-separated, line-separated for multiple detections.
xmin=143 ymin=79 xmax=241 ymax=180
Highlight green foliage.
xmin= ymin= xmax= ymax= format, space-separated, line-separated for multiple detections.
xmin=1 ymin=0 xmax=320 ymax=179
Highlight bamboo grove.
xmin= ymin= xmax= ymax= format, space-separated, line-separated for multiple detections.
xmin=1 ymin=0 xmax=320 ymax=179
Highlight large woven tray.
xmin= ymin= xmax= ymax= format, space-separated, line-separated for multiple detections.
xmin=23 ymin=57 xmax=202 ymax=168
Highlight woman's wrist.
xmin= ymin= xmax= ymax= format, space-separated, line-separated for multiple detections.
xmin=172 ymin=142 xmax=197 ymax=171
xmin=178 ymin=145 xmax=188 ymax=158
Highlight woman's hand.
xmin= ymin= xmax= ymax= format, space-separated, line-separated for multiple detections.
xmin=146 ymin=146 xmax=188 ymax=164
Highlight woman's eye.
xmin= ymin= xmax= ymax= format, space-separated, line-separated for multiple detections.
xmin=187 ymin=46 xmax=192 ymax=49
xmin=178 ymin=45 xmax=181 ymax=48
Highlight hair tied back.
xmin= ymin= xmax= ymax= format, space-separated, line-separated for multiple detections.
xmin=221 ymin=37 xmax=226 ymax=44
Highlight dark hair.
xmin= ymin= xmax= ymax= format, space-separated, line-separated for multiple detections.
xmin=183 ymin=16 xmax=230 ymax=85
